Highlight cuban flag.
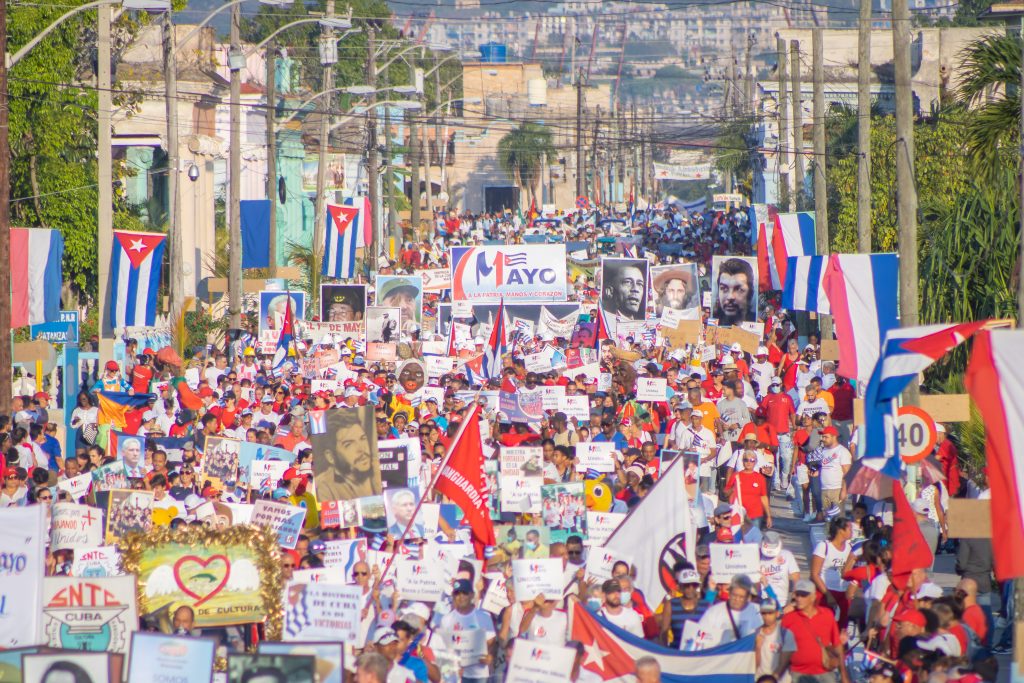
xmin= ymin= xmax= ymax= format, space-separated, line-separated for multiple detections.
xmin=480 ymin=299 xmax=508 ymax=380
xmin=821 ymin=253 xmax=899 ymax=383
xmin=323 ymin=204 xmax=360 ymax=279
xmin=10 ymin=228 xmax=63 ymax=328
xmin=110 ymin=230 xmax=166 ymax=329
xmin=782 ymin=255 xmax=830 ymax=313
xmin=570 ymin=600 xmax=755 ymax=683
xmin=769 ymin=212 xmax=816 ymax=289
xmin=753 ymin=204 xmax=776 ymax=291
xmin=861 ymin=321 xmax=987 ymax=471
xmin=966 ymin=329 xmax=1024 ymax=580
xmin=344 ymin=195 xmax=373 ymax=247
xmin=272 ymin=294 xmax=296 ymax=370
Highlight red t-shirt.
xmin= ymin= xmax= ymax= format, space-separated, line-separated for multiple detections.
xmin=962 ymin=603 xmax=988 ymax=645
xmin=828 ymin=382 xmax=856 ymax=421
xmin=131 ymin=365 xmax=153 ymax=394
xmin=781 ymin=607 xmax=840 ymax=675
xmin=760 ymin=392 xmax=795 ymax=435
xmin=726 ymin=470 xmax=767 ymax=520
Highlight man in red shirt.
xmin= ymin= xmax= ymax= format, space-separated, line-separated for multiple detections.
xmin=827 ymin=376 xmax=856 ymax=443
xmin=935 ymin=424 xmax=962 ymax=496
xmin=779 ymin=579 xmax=841 ymax=683
xmin=760 ymin=376 xmax=796 ymax=493
xmin=955 ymin=578 xmax=988 ymax=645
xmin=130 ymin=351 xmax=155 ymax=394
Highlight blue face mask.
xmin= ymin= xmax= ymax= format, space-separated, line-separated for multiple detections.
xmin=587 ymin=598 xmax=601 ymax=611
xmin=525 ymin=541 xmax=538 ymax=551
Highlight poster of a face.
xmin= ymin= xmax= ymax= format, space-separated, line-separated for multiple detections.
xmin=600 ymin=258 xmax=649 ymax=322
xmin=257 ymin=643 xmax=344 ymax=683
xmin=320 ymin=284 xmax=366 ymax=323
xmin=375 ymin=275 xmax=422 ymax=332
xmin=228 ymin=654 xmax=316 ymax=683
xmin=24 ymin=653 xmax=112 ymax=683
xmin=570 ymin=322 xmax=596 ymax=349
xmin=310 ymin=405 xmax=382 ymax=503
xmin=384 ymin=488 xmax=423 ymax=538
xmin=651 ymin=263 xmax=700 ymax=316
xmin=259 ymin=291 xmax=306 ymax=334
xmin=711 ymin=255 xmax=758 ymax=325
xmin=116 ymin=435 xmax=146 ymax=478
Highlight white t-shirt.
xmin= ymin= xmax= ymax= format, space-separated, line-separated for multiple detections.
xmin=750 ymin=362 xmax=775 ymax=398
xmin=696 ymin=602 xmax=762 ymax=648
xmin=599 ymin=605 xmax=644 ymax=637
xmin=522 ymin=609 xmax=568 ymax=644
xmin=819 ymin=445 xmax=852 ymax=490
xmin=813 ymin=540 xmax=853 ymax=591
xmin=678 ymin=426 xmax=716 ymax=476
xmin=796 ymin=397 xmax=830 ymax=419
xmin=866 ymin=573 xmax=891 ymax=620
xmin=204 ymin=367 xmax=223 ymax=390
xmin=438 ymin=607 xmax=496 ymax=679
xmin=758 ymin=625 xmax=797 ymax=683
xmin=760 ymin=549 xmax=800 ymax=605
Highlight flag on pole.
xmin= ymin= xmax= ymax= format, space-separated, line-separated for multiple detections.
xmin=594 ymin=307 xmax=611 ymax=350
xmin=965 ymin=329 xmax=1024 ymax=580
xmin=889 ymin=479 xmax=934 ymax=589
xmin=782 ymin=255 xmax=830 ymax=313
xmin=769 ymin=212 xmax=816 ymax=289
xmin=343 ymin=195 xmax=373 ymax=247
xmin=272 ymin=294 xmax=296 ymax=370
xmin=860 ymin=322 xmax=988 ymax=470
xmin=323 ymin=204 xmax=360 ymax=279
xmin=527 ymin=198 xmax=539 ymax=227
xmin=603 ymin=456 xmax=691 ymax=608
xmin=10 ymin=228 xmax=63 ymax=328
xmin=570 ymin=600 xmax=756 ymax=683
xmin=480 ymin=299 xmax=508 ymax=380
xmin=97 ymin=391 xmax=156 ymax=431
xmin=821 ymin=253 xmax=899 ymax=383
xmin=109 ymin=230 xmax=166 ymax=329
xmin=433 ymin=404 xmax=495 ymax=557
xmin=753 ymin=205 xmax=776 ymax=292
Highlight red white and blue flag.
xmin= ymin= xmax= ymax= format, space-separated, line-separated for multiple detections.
xmin=109 ymin=230 xmax=166 ymax=329
xmin=821 ymin=253 xmax=899 ymax=383
xmin=479 ymin=300 xmax=508 ymax=381
xmin=769 ymin=212 xmax=816 ymax=289
xmin=753 ymin=204 xmax=776 ymax=291
xmin=965 ymin=329 xmax=1024 ymax=580
xmin=344 ymin=195 xmax=373 ymax=247
xmin=10 ymin=228 xmax=63 ymax=328
xmin=272 ymin=293 xmax=296 ymax=370
xmin=323 ymin=204 xmax=360 ymax=279
xmin=782 ymin=255 xmax=830 ymax=313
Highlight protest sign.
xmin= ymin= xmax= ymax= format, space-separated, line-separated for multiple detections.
xmin=395 ymin=559 xmax=447 ymax=602
xmin=420 ymin=267 xmax=452 ymax=292
xmin=40 ymin=575 xmax=138 ymax=654
xmin=499 ymin=447 xmax=544 ymax=477
xmin=249 ymin=459 xmax=290 ymax=492
xmin=710 ymin=542 xmax=761 ymax=583
xmin=125 ymin=526 xmax=280 ymax=632
xmin=585 ymin=511 xmax=626 ymax=546
xmin=50 ymin=502 xmax=104 ymax=550
xmin=127 ymin=632 xmax=217 ymax=683
xmin=511 ymin=558 xmax=563 ymax=601
xmin=575 ymin=442 xmax=616 ymax=473
xmin=304 ymin=320 xmax=365 ymax=344
xmin=320 ymin=499 xmax=362 ymax=529
xmin=283 ymin=583 xmax=362 ymax=642
xmin=540 ymin=385 xmax=565 ymax=411
xmin=104 ymin=489 xmax=154 ymax=544
xmin=72 ymin=546 xmax=123 ymax=578
xmin=541 ymin=483 xmax=586 ymax=535
xmin=91 ymin=461 xmax=128 ymax=492
xmin=481 ymin=574 xmax=511 ymax=615
xmin=0 ymin=507 xmax=47 ymax=647
xmin=24 ymin=653 xmax=111 ymax=683
xmin=251 ymin=500 xmax=306 ymax=549
xmin=291 ymin=568 xmax=346 ymax=585
xmin=505 ymin=641 xmax=576 ymax=683
xmin=636 ymin=377 xmax=668 ymax=402
xmin=56 ymin=472 xmax=92 ymax=500
xmin=498 ymin=387 xmax=545 ymax=422
xmin=228 ymin=654 xmax=315 ymax=682
xmin=558 ymin=395 xmax=590 ymax=424
xmin=585 ymin=547 xmax=633 ymax=582
xmin=258 ymin=642 xmax=345 ymax=683
xmin=321 ymin=539 xmax=368 ymax=577
xmin=377 ymin=438 xmax=420 ymax=491
xmin=500 ymin=475 xmax=543 ymax=514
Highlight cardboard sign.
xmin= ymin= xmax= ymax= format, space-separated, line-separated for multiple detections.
xmin=41 ymin=575 xmax=138 ymax=654
xmin=395 ymin=559 xmax=447 ymax=602
xmin=50 ymin=502 xmax=104 ymax=550
xmin=251 ymin=500 xmax=307 ymax=549
xmin=283 ymin=583 xmax=363 ymax=642
xmin=710 ymin=542 xmax=761 ymax=583
xmin=663 ymin=319 xmax=703 ymax=349
xmin=500 ymin=475 xmax=543 ymax=514
xmin=820 ymin=339 xmax=840 ymax=361
xmin=947 ymin=499 xmax=991 ymax=539
xmin=711 ymin=326 xmax=762 ymax=354
xmin=585 ymin=511 xmax=626 ymax=546
xmin=512 ymin=558 xmax=563 ymax=601
xmin=575 ymin=442 xmax=616 ymax=473
xmin=506 ymin=641 xmax=576 ymax=683
xmin=72 ymin=546 xmax=122 ymax=578
xmin=636 ymin=377 xmax=668 ymax=402
xmin=481 ymin=574 xmax=511 ymax=615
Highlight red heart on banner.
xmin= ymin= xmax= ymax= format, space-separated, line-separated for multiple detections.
xmin=172 ymin=554 xmax=231 ymax=607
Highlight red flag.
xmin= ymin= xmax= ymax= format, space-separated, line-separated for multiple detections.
xmin=433 ymin=404 xmax=495 ymax=557
xmin=889 ymin=481 xmax=934 ymax=589
xmin=594 ymin=307 xmax=610 ymax=350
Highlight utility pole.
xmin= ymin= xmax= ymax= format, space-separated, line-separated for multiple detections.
xmin=777 ymin=35 xmax=790 ymax=211
xmin=725 ymin=48 xmax=735 ymax=195
xmin=790 ymin=40 xmax=805 ymax=210
xmin=164 ymin=12 xmax=182 ymax=316
xmin=576 ymin=67 xmax=584 ymax=200
xmin=893 ymin=0 xmax=918 ymax=403
xmin=383 ymin=84 xmax=398 ymax=249
xmin=640 ymin=108 xmax=647 ymax=199
xmin=812 ymin=28 xmax=832 ymax=339
xmin=366 ymin=28 xmax=379 ymax=265
xmin=591 ymin=107 xmax=600 ymax=202
xmin=228 ymin=1 xmax=242 ymax=329
xmin=97 ymin=4 xmax=114 ymax=361
xmin=409 ymin=108 xmax=420 ymax=237
xmin=0 ymin=0 xmax=11 ymax=411
xmin=266 ymin=41 xmax=278 ymax=276
xmin=857 ymin=0 xmax=872 ymax=252
xmin=744 ymin=32 xmax=754 ymax=116
xmin=422 ymin=123 xmax=432 ymax=220
xmin=314 ymin=0 xmax=335 ymax=293
xmin=433 ymin=67 xmax=442 ymax=212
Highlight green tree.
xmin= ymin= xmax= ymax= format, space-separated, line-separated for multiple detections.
xmin=954 ymin=32 xmax=1021 ymax=175
xmin=497 ymin=122 xmax=556 ymax=207
xmin=712 ymin=116 xmax=757 ymax=198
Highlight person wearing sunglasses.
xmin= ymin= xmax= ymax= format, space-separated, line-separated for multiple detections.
xmin=724 ymin=447 xmax=772 ymax=530
xmin=0 ymin=466 xmax=27 ymax=507
xmin=779 ymin=579 xmax=842 ymax=683
xmin=32 ymin=486 xmax=53 ymax=506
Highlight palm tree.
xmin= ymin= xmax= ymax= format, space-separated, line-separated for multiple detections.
xmin=497 ymin=122 xmax=556 ymax=207
xmin=955 ymin=32 xmax=1021 ymax=172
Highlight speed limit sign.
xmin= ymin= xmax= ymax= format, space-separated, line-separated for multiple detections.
xmin=897 ymin=406 xmax=937 ymax=463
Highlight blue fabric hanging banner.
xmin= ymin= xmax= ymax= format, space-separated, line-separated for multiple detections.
xmin=240 ymin=199 xmax=271 ymax=269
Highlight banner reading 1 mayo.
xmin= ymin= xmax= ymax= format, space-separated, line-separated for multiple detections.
xmin=450 ymin=245 xmax=567 ymax=302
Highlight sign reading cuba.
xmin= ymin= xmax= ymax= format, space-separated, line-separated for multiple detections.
xmin=450 ymin=245 xmax=568 ymax=302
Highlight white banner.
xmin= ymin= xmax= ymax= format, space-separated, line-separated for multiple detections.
xmin=538 ymin=307 xmax=579 ymax=339
xmin=450 ymin=245 xmax=567 ymax=302
xmin=653 ymin=161 xmax=713 ymax=181
xmin=506 ymin=641 xmax=576 ymax=683
xmin=50 ymin=502 xmax=104 ymax=551
xmin=512 ymin=558 xmax=563 ymax=601
xmin=284 ymin=582 xmax=362 ymax=642
xmin=710 ymin=542 xmax=762 ymax=583
xmin=0 ymin=506 xmax=46 ymax=647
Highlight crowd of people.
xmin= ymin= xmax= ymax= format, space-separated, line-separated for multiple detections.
xmin=0 ymin=203 xmax=1007 ymax=683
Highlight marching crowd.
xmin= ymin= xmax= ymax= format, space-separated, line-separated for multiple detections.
xmin=0 ymin=203 xmax=1007 ymax=683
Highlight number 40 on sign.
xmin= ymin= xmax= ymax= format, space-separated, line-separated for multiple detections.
xmin=896 ymin=406 xmax=937 ymax=463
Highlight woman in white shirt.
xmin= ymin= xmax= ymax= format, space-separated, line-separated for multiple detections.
xmin=69 ymin=392 xmax=98 ymax=457
xmin=810 ymin=516 xmax=856 ymax=629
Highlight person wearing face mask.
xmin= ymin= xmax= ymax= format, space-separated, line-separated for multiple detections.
xmin=759 ymin=376 xmax=796 ymax=495
xmin=659 ymin=565 xmax=708 ymax=647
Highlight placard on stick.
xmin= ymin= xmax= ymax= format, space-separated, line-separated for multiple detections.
xmin=663 ymin=320 xmax=703 ymax=350
xmin=947 ymin=499 xmax=990 ymax=539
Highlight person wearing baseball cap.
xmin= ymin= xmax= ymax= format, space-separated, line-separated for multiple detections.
xmin=760 ymin=530 xmax=800 ymax=605
xmin=781 ymin=578 xmax=842 ymax=679
xmin=439 ymin=577 xmax=496 ymax=681
xmin=658 ymin=563 xmax=708 ymax=647
xmin=0 ymin=466 xmax=28 ymax=507
xmin=817 ymin=425 xmax=852 ymax=513
xmin=93 ymin=360 xmax=129 ymax=393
